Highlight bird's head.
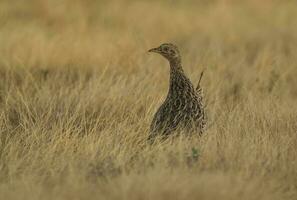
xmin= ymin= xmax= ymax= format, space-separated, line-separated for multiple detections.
xmin=148 ymin=43 xmax=181 ymax=62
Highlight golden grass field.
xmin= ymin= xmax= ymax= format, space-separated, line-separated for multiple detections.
xmin=0 ymin=0 xmax=297 ymax=199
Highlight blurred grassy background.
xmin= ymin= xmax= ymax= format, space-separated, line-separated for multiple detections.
xmin=0 ymin=0 xmax=297 ymax=199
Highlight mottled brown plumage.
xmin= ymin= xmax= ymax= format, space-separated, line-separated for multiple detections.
xmin=148 ymin=43 xmax=206 ymax=141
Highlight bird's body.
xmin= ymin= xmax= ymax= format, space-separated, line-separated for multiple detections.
xmin=148 ymin=43 xmax=206 ymax=141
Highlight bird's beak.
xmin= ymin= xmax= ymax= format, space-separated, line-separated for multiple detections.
xmin=148 ymin=47 xmax=160 ymax=53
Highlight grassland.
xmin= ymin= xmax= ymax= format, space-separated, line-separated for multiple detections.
xmin=0 ymin=0 xmax=297 ymax=199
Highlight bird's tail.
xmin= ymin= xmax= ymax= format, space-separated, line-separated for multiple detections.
xmin=196 ymin=69 xmax=205 ymax=92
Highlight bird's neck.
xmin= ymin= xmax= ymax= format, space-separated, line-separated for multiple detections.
xmin=168 ymin=58 xmax=192 ymax=98
xmin=169 ymin=57 xmax=182 ymax=72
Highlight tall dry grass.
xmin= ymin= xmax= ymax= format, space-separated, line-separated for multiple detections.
xmin=0 ymin=0 xmax=297 ymax=199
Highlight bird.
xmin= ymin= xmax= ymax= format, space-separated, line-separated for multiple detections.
xmin=148 ymin=43 xmax=206 ymax=142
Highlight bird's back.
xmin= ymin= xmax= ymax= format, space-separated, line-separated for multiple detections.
xmin=149 ymin=69 xmax=205 ymax=139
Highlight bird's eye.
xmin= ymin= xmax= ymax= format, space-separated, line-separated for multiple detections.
xmin=163 ymin=47 xmax=168 ymax=51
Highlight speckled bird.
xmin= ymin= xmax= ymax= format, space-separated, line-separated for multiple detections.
xmin=148 ymin=43 xmax=206 ymax=141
